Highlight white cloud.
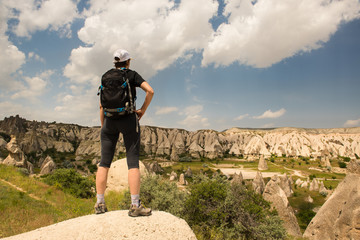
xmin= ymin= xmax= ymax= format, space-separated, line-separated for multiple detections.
xmin=64 ymin=0 xmax=218 ymax=84
xmin=0 ymin=3 xmax=26 ymax=90
xmin=11 ymin=70 xmax=53 ymax=100
xmin=28 ymin=52 xmax=45 ymax=63
xmin=202 ymin=0 xmax=360 ymax=68
xmin=54 ymin=88 xmax=100 ymax=126
xmin=5 ymin=0 xmax=78 ymax=38
xmin=178 ymin=105 xmax=210 ymax=130
xmin=155 ymin=106 xmax=178 ymax=115
xmin=234 ymin=113 xmax=249 ymax=121
xmin=344 ymin=118 xmax=360 ymax=127
xmin=254 ymin=108 xmax=286 ymax=119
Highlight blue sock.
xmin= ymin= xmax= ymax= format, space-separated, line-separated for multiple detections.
xmin=131 ymin=194 xmax=140 ymax=207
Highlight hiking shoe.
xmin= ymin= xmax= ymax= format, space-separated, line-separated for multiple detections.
xmin=94 ymin=202 xmax=108 ymax=214
xmin=128 ymin=201 xmax=152 ymax=217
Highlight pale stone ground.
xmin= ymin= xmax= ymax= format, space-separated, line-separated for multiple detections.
xmin=1 ymin=211 xmax=197 ymax=240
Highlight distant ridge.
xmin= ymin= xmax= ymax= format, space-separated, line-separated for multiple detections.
xmin=1 ymin=115 xmax=359 ymax=162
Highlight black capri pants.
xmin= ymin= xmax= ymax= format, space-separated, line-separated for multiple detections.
xmin=99 ymin=113 xmax=140 ymax=169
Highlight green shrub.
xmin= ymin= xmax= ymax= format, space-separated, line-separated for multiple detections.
xmin=296 ymin=202 xmax=316 ymax=230
xmin=338 ymin=161 xmax=346 ymax=168
xmin=119 ymin=175 xmax=187 ymax=217
xmin=88 ymin=164 xmax=98 ymax=174
xmin=341 ymin=157 xmax=351 ymax=162
xmin=184 ymin=175 xmax=287 ymax=240
xmin=41 ymin=168 xmax=95 ymax=198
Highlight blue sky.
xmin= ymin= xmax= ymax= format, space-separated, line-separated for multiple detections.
xmin=0 ymin=0 xmax=360 ymax=131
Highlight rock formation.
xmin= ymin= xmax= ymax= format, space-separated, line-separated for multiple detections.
xmin=305 ymin=195 xmax=314 ymax=203
xmin=295 ymin=178 xmax=303 ymax=186
xmin=263 ymin=176 xmax=302 ymax=237
xmin=309 ymin=178 xmax=320 ymax=192
xmin=318 ymin=181 xmax=327 ymax=195
xmin=303 ymin=159 xmax=360 ymax=239
xmin=2 ymin=211 xmax=197 ymax=240
xmin=39 ymin=156 xmax=56 ymax=175
xmin=147 ymin=161 xmax=164 ymax=174
xmin=106 ymin=158 xmax=148 ymax=193
xmin=169 ymin=171 xmax=178 ymax=181
xmin=2 ymin=135 xmax=33 ymax=174
xmin=258 ymin=155 xmax=268 ymax=170
xmin=1 ymin=116 xmax=360 ymax=161
xmin=252 ymin=171 xmax=265 ymax=194
xmin=185 ymin=167 xmax=192 ymax=178
xmin=231 ymin=172 xmax=244 ymax=185
xmin=179 ymin=173 xmax=187 ymax=185
xmin=0 ymin=137 xmax=6 ymax=148
xmin=272 ymin=174 xmax=293 ymax=197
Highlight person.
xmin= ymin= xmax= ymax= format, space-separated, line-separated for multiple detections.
xmin=94 ymin=49 xmax=154 ymax=217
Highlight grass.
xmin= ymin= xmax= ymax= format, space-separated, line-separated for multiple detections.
xmin=0 ymin=165 xmax=96 ymax=238
xmin=0 ymin=181 xmax=62 ymax=238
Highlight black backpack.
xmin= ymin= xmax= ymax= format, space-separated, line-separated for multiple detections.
xmin=97 ymin=68 xmax=135 ymax=118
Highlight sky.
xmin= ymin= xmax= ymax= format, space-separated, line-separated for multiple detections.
xmin=0 ymin=0 xmax=360 ymax=131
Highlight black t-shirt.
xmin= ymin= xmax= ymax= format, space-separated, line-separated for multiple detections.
xmin=123 ymin=69 xmax=145 ymax=100
xmin=103 ymin=68 xmax=145 ymax=101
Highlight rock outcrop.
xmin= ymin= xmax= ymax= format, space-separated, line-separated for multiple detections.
xmin=185 ymin=167 xmax=192 ymax=178
xmin=263 ymin=176 xmax=302 ymax=237
xmin=169 ymin=171 xmax=178 ymax=181
xmin=258 ymin=155 xmax=268 ymax=170
xmin=309 ymin=178 xmax=320 ymax=192
xmin=272 ymin=174 xmax=293 ymax=197
xmin=232 ymin=172 xmax=244 ymax=185
xmin=1 ymin=211 xmax=197 ymax=240
xmin=179 ymin=173 xmax=187 ymax=185
xmin=1 ymin=116 xmax=360 ymax=161
xmin=2 ymin=135 xmax=33 ymax=174
xmin=39 ymin=156 xmax=56 ymax=175
xmin=106 ymin=158 xmax=148 ymax=193
xmin=252 ymin=171 xmax=265 ymax=194
xmin=147 ymin=161 xmax=164 ymax=174
xmin=303 ymin=159 xmax=360 ymax=239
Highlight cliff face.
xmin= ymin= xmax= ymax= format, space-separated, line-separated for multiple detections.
xmin=1 ymin=115 xmax=359 ymax=161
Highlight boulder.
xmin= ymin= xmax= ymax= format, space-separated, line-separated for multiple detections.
xmin=252 ymin=171 xmax=265 ymax=194
xmin=258 ymin=155 xmax=268 ymax=170
xmin=305 ymin=195 xmax=314 ymax=203
xmin=106 ymin=158 xmax=148 ymax=193
xmin=295 ymin=178 xmax=303 ymax=186
xmin=169 ymin=171 xmax=178 ymax=181
xmin=303 ymin=160 xmax=360 ymax=240
xmin=263 ymin=177 xmax=302 ymax=237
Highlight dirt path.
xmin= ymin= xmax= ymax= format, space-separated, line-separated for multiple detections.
xmin=0 ymin=179 xmax=55 ymax=206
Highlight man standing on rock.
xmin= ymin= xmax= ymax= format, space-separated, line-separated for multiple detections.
xmin=95 ymin=49 xmax=154 ymax=217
